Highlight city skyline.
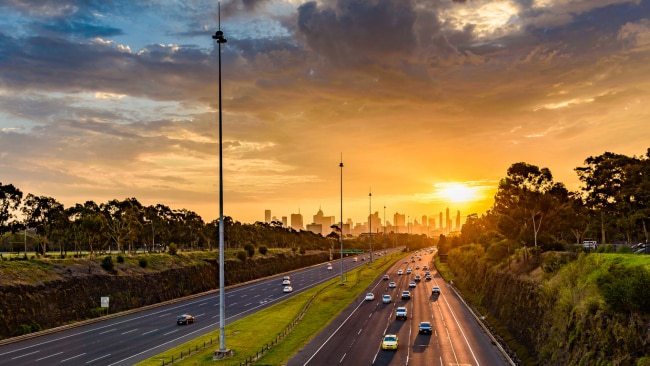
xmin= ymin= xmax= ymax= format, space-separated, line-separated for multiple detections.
xmin=1 ymin=1 xmax=649 ymax=225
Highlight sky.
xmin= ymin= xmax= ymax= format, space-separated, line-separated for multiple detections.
xmin=1 ymin=0 xmax=649 ymax=227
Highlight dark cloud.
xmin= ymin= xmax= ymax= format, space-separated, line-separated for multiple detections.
xmin=296 ymin=0 xmax=418 ymax=67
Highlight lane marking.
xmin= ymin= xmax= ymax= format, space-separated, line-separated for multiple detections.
xmin=35 ymin=351 xmax=63 ymax=361
xmin=86 ymin=353 xmax=111 ymax=364
xmin=60 ymin=353 xmax=86 ymax=363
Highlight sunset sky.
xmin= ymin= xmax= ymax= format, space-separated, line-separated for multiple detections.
xmin=1 ymin=0 xmax=649 ymax=226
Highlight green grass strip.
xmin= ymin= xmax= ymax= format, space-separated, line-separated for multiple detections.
xmin=135 ymin=252 xmax=404 ymax=366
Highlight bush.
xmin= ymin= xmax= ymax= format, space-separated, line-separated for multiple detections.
xmin=258 ymin=245 xmax=268 ymax=255
xmin=168 ymin=243 xmax=178 ymax=255
xmin=138 ymin=257 xmax=148 ymax=268
xmin=299 ymin=246 xmax=306 ymax=255
xmin=117 ymin=254 xmax=125 ymax=263
xmin=244 ymin=243 xmax=255 ymax=257
xmin=101 ymin=256 xmax=114 ymax=271
xmin=236 ymin=250 xmax=247 ymax=261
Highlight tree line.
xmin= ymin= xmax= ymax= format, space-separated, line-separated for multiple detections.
xmin=440 ymin=148 xmax=650 ymax=257
xmin=0 ymin=190 xmax=336 ymax=256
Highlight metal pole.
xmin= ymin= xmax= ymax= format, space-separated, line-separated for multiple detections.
xmin=339 ymin=158 xmax=344 ymax=285
xmin=212 ymin=3 xmax=230 ymax=357
xmin=369 ymin=190 xmax=372 ymax=263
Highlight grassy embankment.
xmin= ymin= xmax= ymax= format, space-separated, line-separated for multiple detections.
xmin=135 ymin=251 xmax=406 ymax=366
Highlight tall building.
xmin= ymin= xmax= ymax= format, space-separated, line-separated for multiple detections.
xmin=456 ymin=210 xmax=461 ymax=231
xmin=264 ymin=209 xmax=271 ymax=223
xmin=368 ymin=211 xmax=382 ymax=234
xmin=281 ymin=216 xmax=287 ymax=227
xmin=394 ymin=212 xmax=406 ymax=233
xmin=290 ymin=212 xmax=303 ymax=231
xmin=439 ymin=212 xmax=443 ymax=230
xmin=313 ymin=208 xmax=335 ymax=235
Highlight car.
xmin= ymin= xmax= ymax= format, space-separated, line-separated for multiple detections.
xmin=388 ymin=281 xmax=396 ymax=288
xmin=419 ymin=321 xmax=433 ymax=334
xmin=365 ymin=293 xmax=375 ymax=301
xmin=409 ymin=281 xmax=416 ymax=288
xmin=283 ymin=276 xmax=291 ymax=281
xmin=283 ymin=286 xmax=293 ymax=293
xmin=381 ymin=334 xmax=399 ymax=350
xmin=382 ymin=274 xmax=389 ymax=281
xmin=414 ymin=275 xmax=421 ymax=282
xmin=327 ymin=264 xmax=333 ymax=270
xmin=423 ymin=265 xmax=429 ymax=271
xmin=425 ymin=274 xmax=432 ymax=281
xmin=397 ymin=270 xmax=403 ymax=275
xmin=282 ymin=279 xmax=291 ymax=285
xmin=432 ymin=286 xmax=441 ymax=295
xmin=396 ymin=307 xmax=408 ymax=320
xmin=415 ymin=265 xmax=420 ymax=270
xmin=382 ymin=294 xmax=392 ymax=303
xmin=177 ymin=314 xmax=194 ymax=325
xmin=404 ymin=260 xmax=409 ymax=264
xmin=353 ymin=257 xmax=358 ymax=262
xmin=401 ymin=290 xmax=411 ymax=300
xmin=406 ymin=268 xmax=412 ymax=274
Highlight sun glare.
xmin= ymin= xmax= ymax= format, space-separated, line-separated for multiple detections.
xmin=439 ymin=183 xmax=477 ymax=203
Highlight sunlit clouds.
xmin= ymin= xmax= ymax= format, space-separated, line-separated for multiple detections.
xmin=1 ymin=0 xmax=649 ymax=225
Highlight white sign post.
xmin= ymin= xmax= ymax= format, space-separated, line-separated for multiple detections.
xmin=101 ymin=296 xmax=109 ymax=315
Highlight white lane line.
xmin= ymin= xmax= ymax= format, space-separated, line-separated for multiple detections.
xmin=440 ymin=287 xmax=481 ymax=366
xmin=35 ymin=351 xmax=63 ymax=361
xmin=163 ymin=330 xmax=178 ymax=336
xmin=339 ymin=353 xmax=347 ymax=363
xmin=142 ymin=329 xmax=158 ymax=335
xmin=120 ymin=329 xmax=139 ymax=335
xmin=60 ymin=353 xmax=86 ymax=363
xmin=158 ymin=313 xmax=171 ymax=317
xmin=99 ymin=328 xmax=117 ymax=335
xmin=11 ymin=350 xmax=39 ymax=359
xmin=86 ymin=353 xmax=111 ymax=364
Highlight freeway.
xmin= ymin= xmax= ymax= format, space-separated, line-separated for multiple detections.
xmin=0 ymin=250 xmax=397 ymax=366
xmin=287 ymin=249 xmax=510 ymax=366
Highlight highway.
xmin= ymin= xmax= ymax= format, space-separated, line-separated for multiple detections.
xmin=0 ymin=251 xmax=396 ymax=366
xmin=287 ymin=249 xmax=510 ymax=366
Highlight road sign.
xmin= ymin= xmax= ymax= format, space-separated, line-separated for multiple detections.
xmin=342 ymin=249 xmax=364 ymax=253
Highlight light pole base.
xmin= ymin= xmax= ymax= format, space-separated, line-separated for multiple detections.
xmin=213 ymin=349 xmax=233 ymax=360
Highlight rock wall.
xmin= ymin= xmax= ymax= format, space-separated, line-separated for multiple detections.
xmin=0 ymin=253 xmax=329 ymax=339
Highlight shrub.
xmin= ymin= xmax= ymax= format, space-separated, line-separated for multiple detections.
xmin=236 ymin=250 xmax=247 ymax=261
xmin=117 ymin=254 xmax=125 ymax=263
xmin=258 ymin=245 xmax=268 ymax=255
xmin=138 ymin=257 xmax=148 ymax=268
xmin=168 ymin=243 xmax=178 ymax=255
xmin=101 ymin=256 xmax=114 ymax=271
xmin=244 ymin=243 xmax=255 ymax=257
xmin=299 ymin=246 xmax=306 ymax=255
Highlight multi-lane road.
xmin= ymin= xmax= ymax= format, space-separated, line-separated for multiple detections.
xmin=288 ymin=250 xmax=512 ymax=366
xmin=0 ymin=252 xmax=392 ymax=365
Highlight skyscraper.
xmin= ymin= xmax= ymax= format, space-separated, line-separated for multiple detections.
xmin=290 ymin=212 xmax=303 ymax=231
xmin=264 ymin=209 xmax=271 ymax=223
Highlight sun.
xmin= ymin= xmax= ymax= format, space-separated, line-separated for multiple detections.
xmin=439 ymin=183 xmax=477 ymax=203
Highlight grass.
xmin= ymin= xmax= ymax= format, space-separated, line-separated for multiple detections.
xmin=134 ymin=252 xmax=406 ymax=366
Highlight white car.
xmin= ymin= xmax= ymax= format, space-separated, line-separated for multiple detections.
xmin=388 ymin=281 xmax=396 ymax=288
xmin=283 ymin=286 xmax=293 ymax=293
xmin=382 ymin=294 xmax=391 ymax=303
xmin=397 ymin=270 xmax=403 ymax=275
xmin=365 ymin=293 xmax=375 ymax=301
xmin=282 ymin=279 xmax=291 ymax=285
xmin=326 ymin=263 xmax=333 ymax=270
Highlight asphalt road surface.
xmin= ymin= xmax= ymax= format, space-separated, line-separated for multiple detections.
xmin=288 ymin=249 xmax=510 ymax=366
xmin=0 ymin=249 xmax=397 ymax=366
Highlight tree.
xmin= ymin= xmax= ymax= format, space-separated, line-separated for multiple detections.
xmin=493 ymin=162 xmax=569 ymax=250
xmin=0 ymin=183 xmax=23 ymax=235
xmin=21 ymin=194 xmax=66 ymax=254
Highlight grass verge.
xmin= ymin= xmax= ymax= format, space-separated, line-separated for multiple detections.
xmin=135 ymin=252 xmax=405 ymax=366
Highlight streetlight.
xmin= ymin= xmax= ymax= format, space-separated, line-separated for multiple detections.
xmin=212 ymin=2 xmax=231 ymax=359
xmin=339 ymin=157 xmax=344 ymax=285
xmin=369 ymin=189 xmax=372 ymax=263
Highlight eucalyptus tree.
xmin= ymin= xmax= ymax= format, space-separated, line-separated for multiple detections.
xmin=100 ymin=198 xmax=144 ymax=253
xmin=493 ymin=162 xmax=568 ymax=249
xmin=0 ymin=182 xmax=23 ymax=235
xmin=21 ymin=194 xmax=66 ymax=254
xmin=576 ymin=150 xmax=649 ymax=244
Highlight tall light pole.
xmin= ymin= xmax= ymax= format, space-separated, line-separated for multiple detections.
xmin=212 ymin=3 xmax=231 ymax=359
xmin=383 ymin=204 xmax=386 ymax=252
xmin=339 ymin=157 xmax=344 ymax=285
xmin=369 ymin=189 xmax=372 ymax=263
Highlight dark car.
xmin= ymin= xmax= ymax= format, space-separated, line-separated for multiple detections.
xmin=419 ymin=321 xmax=433 ymax=334
xmin=177 ymin=314 xmax=195 ymax=325
xmin=401 ymin=290 xmax=411 ymax=300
